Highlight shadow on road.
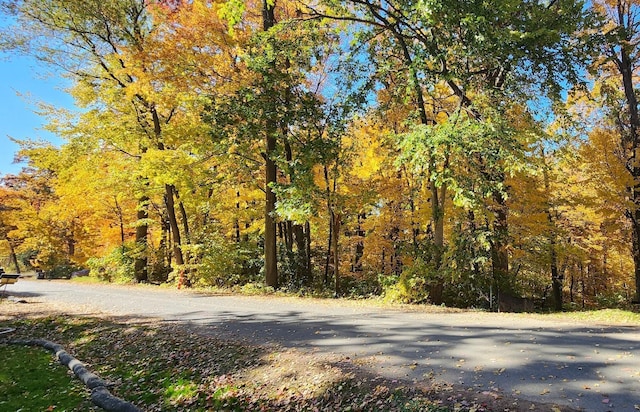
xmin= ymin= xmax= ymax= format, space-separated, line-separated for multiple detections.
xmin=163 ymin=309 xmax=639 ymax=412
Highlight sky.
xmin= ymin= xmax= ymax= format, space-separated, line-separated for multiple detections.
xmin=0 ymin=52 xmax=73 ymax=177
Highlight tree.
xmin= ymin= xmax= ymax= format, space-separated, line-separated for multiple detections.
xmin=591 ymin=0 xmax=640 ymax=302
xmin=308 ymin=0 xmax=595 ymax=301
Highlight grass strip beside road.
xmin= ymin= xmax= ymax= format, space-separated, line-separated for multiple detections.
xmin=0 ymin=344 xmax=96 ymax=411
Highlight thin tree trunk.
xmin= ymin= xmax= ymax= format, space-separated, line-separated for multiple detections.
xmin=324 ymin=214 xmax=332 ymax=286
xmin=263 ymin=0 xmax=278 ymax=289
xmin=159 ymin=213 xmax=172 ymax=267
xmin=352 ymin=213 xmax=365 ymax=272
xmin=8 ymin=240 xmax=20 ymax=274
xmin=396 ymin=29 xmax=447 ymax=302
xmin=114 ymin=196 xmax=125 ymax=249
xmin=550 ymin=243 xmax=562 ymax=311
xmin=235 ymin=191 xmax=241 ymax=242
xmin=570 ymin=272 xmax=575 ymax=304
xmin=293 ymin=223 xmax=306 ymax=283
xmin=152 ymin=103 xmax=184 ymax=268
xmin=632 ymin=222 xmax=640 ymax=302
xmin=178 ymin=199 xmax=190 ymax=244
xmin=542 ymin=159 xmax=563 ymax=311
xmin=165 ymin=184 xmax=184 ymax=266
xmin=323 ymin=164 xmax=332 ymax=286
xmin=178 ymin=199 xmax=191 ymax=265
xmin=491 ymin=190 xmax=510 ymax=290
xmin=134 ymin=195 xmax=149 ymax=282
xmin=332 ymin=210 xmax=341 ymax=296
xmin=305 ymin=221 xmax=312 ymax=284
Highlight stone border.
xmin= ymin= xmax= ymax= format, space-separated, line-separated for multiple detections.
xmin=9 ymin=338 xmax=141 ymax=412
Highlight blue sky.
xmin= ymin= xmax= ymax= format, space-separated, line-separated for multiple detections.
xmin=0 ymin=52 xmax=72 ymax=176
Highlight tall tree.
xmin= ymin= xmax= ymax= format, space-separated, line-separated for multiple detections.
xmin=592 ymin=0 xmax=640 ymax=302
xmin=262 ymin=0 xmax=279 ymax=288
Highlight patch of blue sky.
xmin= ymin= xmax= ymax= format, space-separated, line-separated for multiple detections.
xmin=0 ymin=15 xmax=74 ymax=177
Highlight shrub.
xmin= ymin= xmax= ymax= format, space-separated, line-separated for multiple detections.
xmin=86 ymin=245 xmax=135 ymax=283
xmin=382 ymin=258 xmax=435 ymax=304
xmin=194 ymin=233 xmax=262 ymax=288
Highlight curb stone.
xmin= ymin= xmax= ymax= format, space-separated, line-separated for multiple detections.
xmin=9 ymin=339 xmax=141 ymax=412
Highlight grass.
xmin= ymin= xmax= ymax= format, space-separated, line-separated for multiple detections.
xmin=539 ymin=308 xmax=640 ymax=325
xmin=0 ymin=344 xmax=95 ymax=411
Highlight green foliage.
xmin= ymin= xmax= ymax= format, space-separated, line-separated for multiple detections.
xmin=240 ymin=282 xmax=276 ymax=295
xmin=440 ymin=220 xmax=494 ymax=308
xmin=195 ymin=232 xmax=262 ymax=288
xmin=87 ymin=245 xmax=135 ymax=283
xmin=45 ymin=264 xmax=83 ymax=279
xmin=383 ymin=258 xmax=437 ymax=304
xmin=397 ymin=110 xmax=528 ymax=209
xmin=594 ymin=292 xmax=633 ymax=310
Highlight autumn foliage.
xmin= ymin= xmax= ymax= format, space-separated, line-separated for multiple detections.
xmin=0 ymin=0 xmax=639 ymax=310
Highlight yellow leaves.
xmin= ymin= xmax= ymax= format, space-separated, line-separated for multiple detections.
xmin=349 ymin=124 xmax=386 ymax=181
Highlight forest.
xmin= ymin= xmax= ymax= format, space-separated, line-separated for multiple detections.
xmin=0 ymin=0 xmax=639 ymax=311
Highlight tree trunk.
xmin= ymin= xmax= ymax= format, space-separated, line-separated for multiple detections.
xmin=293 ymin=223 xmax=307 ymax=283
xmin=323 ymin=164 xmax=332 ymax=286
xmin=542 ymin=160 xmax=563 ymax=311
xmin=352 ymin=213 xmax=365 ymax=273
xmin=550 ymin=245 xmax=562 ymax=311
xmin=305 ymin=221 xmax=312 ymax=281
xmin=429 ymin=176 xmax=446 ymax=304
xmin=632 ymin=220 xmax=640 ymax=302
xmin=264 ymin=131 xmax=278 ymax=288
xmin=165 ymin=184 xmax=184 ymax=266
xmin=114 ymin=196 xmax=125 ymax=249
xmin=178 ymin=199 xmax=190 ymax=245
xmin=8 ymin=240 xmax=20 ymax=274
xmin=134 ymin=196 xmax=149 ymax=282
xmin=234 ymin=190 xmax=241 ymax=242
xmin=67 ymin=235 xmax=75 ymax=258
xmin=324 ymin=213 xmax=332 ymax=286
xmin=152 ymin=102 xmax=184 ymax=269
xmin=613 ymin=1 xmax=640 ymax=302
xmin=159 ymin=213 xmax=171 ymax=266
xmin=396 ymin=30 xmax=447 ymax=303
xmin=491 ymin=191 xmax=510 ymax=290
xmin=570 ymin=272 xmax=575 ymax=304
xmin=263 ymin=0 xmax=278 ymax=289
xmin=332 ymin=210 xmax=341 ymax=296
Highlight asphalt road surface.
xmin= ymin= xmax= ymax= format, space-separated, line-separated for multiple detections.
xmin=6 ymin=278 xmax=640 ymax=411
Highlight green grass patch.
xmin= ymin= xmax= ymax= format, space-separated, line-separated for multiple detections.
xmin=541 ymin=308 xmax=640 ymax=324
xmin=0 ymin=344 xmax=94 ymax=411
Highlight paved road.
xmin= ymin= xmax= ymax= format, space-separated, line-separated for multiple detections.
xmin=6 ymin=279 xmax=640 ymax=411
